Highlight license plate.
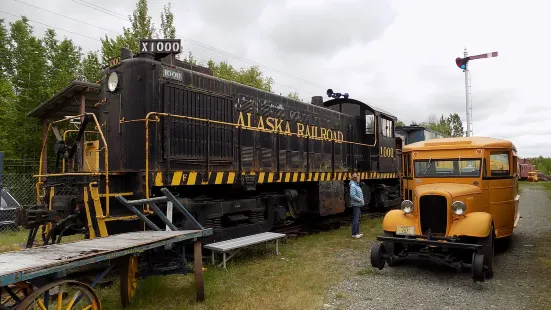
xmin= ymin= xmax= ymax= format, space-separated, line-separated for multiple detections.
xmin=396 ymin=225 xmax=415 ymax=236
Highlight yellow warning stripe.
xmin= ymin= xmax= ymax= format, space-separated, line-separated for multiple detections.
xmin=153 ymin=171 xmax=398 ymax=186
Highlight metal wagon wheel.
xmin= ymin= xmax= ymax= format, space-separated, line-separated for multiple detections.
xmin=120 ymin=255 xmax=139 ymax=308
xmin=1 ymin=282 xmax=34 ymax=309
xmin=17 ymin=280 xmax=100 ymax=310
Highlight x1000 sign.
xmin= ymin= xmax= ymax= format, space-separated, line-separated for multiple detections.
xmin=140 ymin=39 xmax=181 ymax=55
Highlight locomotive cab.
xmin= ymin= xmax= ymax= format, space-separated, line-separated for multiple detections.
xmin=324 ymin=94 xmax=402 ymax=210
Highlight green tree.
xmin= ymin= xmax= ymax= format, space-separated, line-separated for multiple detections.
xmin=0 ymin=19 xmax=14 ymax=156
xmin=207 ymin=60 xmax=235 ymax=79
xmin=447 ymin=113 xmax=464 ymax=137
xmin=0 ymin=76 xmax=16 ymax=158
xmin=527 ymin=156 xmax=551 ymax=175
xmin=207 ymin=60 xmax=274 ymax=92
xmin=395 ymin=120 xmax=405 ymax=127
xmin=183 ymin=51 xmax=198 ymax=65
xmin=419 ymin=113 xmax=464 ymax=137
xmin=0 ymin=19 xmax=12 ymax=79
xmin=99 ymin=0 xmax=275 ymax=93
xmin=237 ymin=65 xmax=273 ymax=91
xmin=81 ymin=51 xmax=102 ymax=83
xmin=100 ymin=0 xmax=155 ymax=62
xmin=287 ymin=91 xmax=301 ymax=101
xmin=437 ymin=114 xmax=452 ymax=137
xmin=420 ymin=114 xmax=450 ymax=136
xmin=43 ymin=29 xmax=83 ymax=95
xmin=7 ymin=17 xmax=48 ymax=159
xmin=160 ymin=3 xmax=176 ymax=39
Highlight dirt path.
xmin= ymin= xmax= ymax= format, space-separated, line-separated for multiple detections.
xmin=324 ymin=183 xmax=551 ymax=310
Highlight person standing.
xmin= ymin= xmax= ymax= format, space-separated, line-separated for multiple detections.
xmin=349 ymin=172 xmax=364 ymax=238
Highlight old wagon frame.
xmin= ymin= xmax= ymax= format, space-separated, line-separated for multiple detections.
xmin=2 ymin=187 xmax=213 ymax=309
xmin=0 ymin=228 xmax=212 ymax=309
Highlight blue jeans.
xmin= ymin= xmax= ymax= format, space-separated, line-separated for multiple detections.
xmin=352 ymin=206 xmax=361 ymax=235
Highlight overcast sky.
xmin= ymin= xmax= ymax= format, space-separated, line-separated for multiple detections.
xmin=2 ymin=0 xmax=550 ymax=157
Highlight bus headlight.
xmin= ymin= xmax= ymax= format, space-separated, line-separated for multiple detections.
xmin=452 ymin=201 xmax=466 ymax=215
xmin=400 ymin=200 xmax=414 ymax=214
xmin=108 ymin=72 xmax=119 ymax=92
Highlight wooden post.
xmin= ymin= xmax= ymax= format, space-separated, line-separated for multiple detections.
xmin=194 ymin=240 xmax=205 ymax=302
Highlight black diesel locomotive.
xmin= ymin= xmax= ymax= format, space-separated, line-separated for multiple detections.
xmin=19 ymin=39 xmax=402 ymax=244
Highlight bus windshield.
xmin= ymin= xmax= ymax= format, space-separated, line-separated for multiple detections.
xmin=414 ymin=158 xmax=482 ymax=178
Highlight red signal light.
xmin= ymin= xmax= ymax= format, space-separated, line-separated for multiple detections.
xmin=455 ymin=57 xmax=468 ymax=69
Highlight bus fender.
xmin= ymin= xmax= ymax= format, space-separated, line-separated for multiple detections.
xmin=382 ymin=210 xmax=418 ymax=233
xmin=449 ymin=212 xmax=492 ymax=238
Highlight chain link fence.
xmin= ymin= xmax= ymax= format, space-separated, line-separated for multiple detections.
xmin=0 ymin=158 xmax=40 ymax=251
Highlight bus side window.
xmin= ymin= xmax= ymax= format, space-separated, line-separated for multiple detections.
xmin=490 ymin=151 xmax=510 ymax=177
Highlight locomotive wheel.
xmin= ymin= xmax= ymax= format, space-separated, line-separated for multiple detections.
xmin=1 ymin=282 xmax=34 ymax=309
xmin=18 ymin=280 xmax=100 ymax=310
xmin=120 ymin=255 xmax=139 ymax=308
xmin=370 ymin=242 xmax=386 ymax=270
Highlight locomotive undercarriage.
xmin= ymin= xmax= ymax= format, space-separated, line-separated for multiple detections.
xmin=152 ymin=182 xmax=321 ymax=242
xmin=16 ymin=172 xmax=401 ymax=247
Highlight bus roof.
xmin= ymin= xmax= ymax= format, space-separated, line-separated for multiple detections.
xmin=402 ymin=136 xmax=516 ymax=152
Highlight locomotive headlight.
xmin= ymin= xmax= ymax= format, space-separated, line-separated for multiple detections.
xmin=108 ymin=72 xmax=119 ymax=92
xmin=400 ymin=200 xmax=414 ymax=214
xmin=452 ymin=201 xmax=466 ymax=215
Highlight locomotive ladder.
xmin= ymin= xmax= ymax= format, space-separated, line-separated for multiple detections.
xmin=114 ymin=187 xmax=204 ymax=232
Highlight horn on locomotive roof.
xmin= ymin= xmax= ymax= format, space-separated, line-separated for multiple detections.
xmin=121 ymin=47 xmax=134 ymax=60
xmin=326 ymin=89 xmax=349 ymax=99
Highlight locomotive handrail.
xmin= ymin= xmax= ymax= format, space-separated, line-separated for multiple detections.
xmin=62 ymin=130 xmax=100 ymax=173
xmin=37 ymin=113 xmax=111 ymax=216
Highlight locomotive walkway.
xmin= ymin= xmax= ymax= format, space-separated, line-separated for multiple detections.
xmin=323 ymin=182 xmax=551 ymax=310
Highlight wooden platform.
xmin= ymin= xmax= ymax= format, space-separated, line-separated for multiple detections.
xmin=0 ymin=230 xmax=210 ymax=286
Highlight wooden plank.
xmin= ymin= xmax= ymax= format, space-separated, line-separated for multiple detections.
xmin=0 ymin=231 xmax=201 ymax=278
xmin=204 ymin=232 xmax=286 ymax=252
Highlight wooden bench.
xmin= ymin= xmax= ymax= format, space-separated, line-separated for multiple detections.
xmin=204 ymin=232 xmax=286 ymax=269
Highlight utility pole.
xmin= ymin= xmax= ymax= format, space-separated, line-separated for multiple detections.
xmin=455 ymin=49 xmax=498 ymax=137
xmin=464 ymin=48 xmax=470 ymax=137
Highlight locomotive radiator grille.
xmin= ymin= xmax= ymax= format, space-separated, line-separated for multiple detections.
xmin=419 ymin=195 xmax=448 ymax=235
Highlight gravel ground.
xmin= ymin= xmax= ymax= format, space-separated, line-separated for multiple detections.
xmin=324 ymin=183 xmax=551 ymax=310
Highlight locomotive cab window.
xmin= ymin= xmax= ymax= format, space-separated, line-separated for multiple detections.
xmin=381 ymin=117 xmax=393 ymax=137
xmin=365 ymin=112 xmax=375 ymax=134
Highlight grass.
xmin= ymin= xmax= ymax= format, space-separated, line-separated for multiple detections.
xmin=94 ymin=216 xmax=382 ymax=310
xmin=539 ymin=181 xmax=551 ymax=193
xmin=0 ymin=229 xmax=28 ymax=252
xmin=0 ymin=216 xmax=382 ymax=310
xmin=0 ymin=228 xmax=83 ymax=253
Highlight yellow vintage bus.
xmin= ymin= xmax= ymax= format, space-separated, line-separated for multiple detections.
xmin=370 ymin=137 xmax=520 ymax=282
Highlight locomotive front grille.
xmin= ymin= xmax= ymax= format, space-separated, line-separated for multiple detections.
xmin=419 ymin=195 xmax=448 ymax=235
